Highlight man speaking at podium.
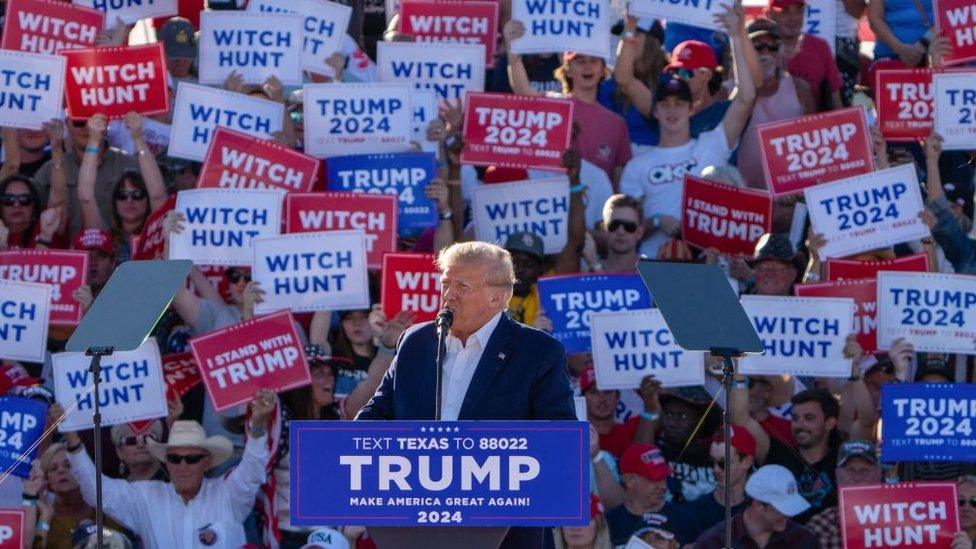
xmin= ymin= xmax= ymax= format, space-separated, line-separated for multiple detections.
xmin=357 ymin=241 xmax=576 ymax=547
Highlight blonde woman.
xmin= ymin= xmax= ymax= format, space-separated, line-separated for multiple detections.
xmin=553 ymin=495 xmax=613 ymax=549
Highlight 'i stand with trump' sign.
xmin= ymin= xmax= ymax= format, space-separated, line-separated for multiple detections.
xmin=803 ymin=163 xmax=929 ymax=260
xmin=738 ymin=295 xmax=855 ymax=378
xmin=537 ymin=273 xmax=652 ymax=354
xmin=825 ymin=252 xmax=929 ymax=280
xmin=53 ymin=340 xmax=167 ymax=432
xmin=1 ymin=0 xmax=104 ymax=53
xmin=840 ymin=482 xmax=959 ymax=548
xmin=198 ymin=12 xmax=303 ymax=86
xmin=198 ymin=127 xmax=319 ymax=193
xmin=190 ymin=310 xmax=310 ymax=412
xmin=169 ymin=82 xmax=283 ymax=162
xmin=252 ymin=231 xmax=370 ymax=314
xmin=0 ymin=280 xmax=49 ymax=363
xmin=168 ymin=188 xmax=283 ymax=266
xmin=882 ymin=383 xmax=976 ymax=462
xmin=0 ymin=50 xmax=65 ymax=130
xmin=590 ymin=309 xmax=705 ymax=390
xmin=795 ymin=278 xmax=879 ymax=354
xmin=285 ymin=192 xmax=397 ymax=270
xmin=62 ymin=43 xmax=169 ymax=120
xmin=681 ymin=175 xmax=772 ymax=255
xmin=303 ymin=83 xmax=413 ymax=158
xmin=472 ymin=177 xmax=569 ymax=254
xmin=876 ymin=271 xmax=976 ymax=354
xmin=381 ymin=253 xmax=441 ymax=322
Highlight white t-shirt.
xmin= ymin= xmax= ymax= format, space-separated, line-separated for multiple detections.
xmin=619 ymin=124 xmax=732 ymax=258
xmin=836 ymin=0 xmax=859 ymax=38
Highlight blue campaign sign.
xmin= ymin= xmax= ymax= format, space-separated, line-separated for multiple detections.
xmin=882 ymin=383 xmax=976 ymax=462
xmin=290 ymin=420 xmax=589 ymax=527
xmin=537 ymin=273 xmax=652 ymax=354
xmin=0 ymin=396 xmax=48 ymax=478
xmin=326 ymin=152 xmax=438 ymax=236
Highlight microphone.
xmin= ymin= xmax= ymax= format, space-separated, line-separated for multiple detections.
xmin=435 ymin=308 xmax=454 ymax=336
xmin=434 ymin=308 xmax=453 ymax=420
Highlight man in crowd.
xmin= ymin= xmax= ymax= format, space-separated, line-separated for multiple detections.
xmin=73 ymin=228 xmax=117 ymax=299
xmin=159 ymin=17 xmax=198 ymax=83
xmin=588 ymin=194 xmax=644 ymax=274
xmin=806 ymin=440 xmax=884 ymax=547
xmin=681 ymin=426 xmax=755 ymax=532
xmin=765 ymin=0 xmax=843 ymax=110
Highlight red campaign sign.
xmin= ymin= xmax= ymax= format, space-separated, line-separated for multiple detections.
xmin=461 ymin=92 xmax=574 ymax=171
xmin=381 ymin=252 xmax=440 ymax=322
xmin=840 ymin=482 xmax=958 ymax=549
xmin=876 ymin=68 xmax=934 ymax=141
xmin=681 ymin=175 xmax=773 ymax=255
xmin=796 ymin=278 xmax=878 ymax=353
xmin=285 ymin=192 xmax=397 ymax=270
xmin=132 ymin=194 xmax=176 ymax=260
xmin=162 ymin=352 xmax=202 ymax=400
xmin=398 ymin=0 xmax=500 ymax=67
xmin=1 ymin=0 xmax=104 ymax=54
xmin=198 ymin=127 xmax=320 ymax=194
xmin=935 ymin=0 xmax=976 ymax=66
xmin=0 ymin=250 xmax=88 ymax=325
xmin=0 ymin=510 xmax=25 ymax=549
xmin=825 ymin=252 xmax=930 ymax=281
xmin=758 ymin=107 xmax=874 ymax=195
xmin=189 ymin=310 xmax=310 ymax=412
xmin=62 ymin=43 xmax=170 ymax=120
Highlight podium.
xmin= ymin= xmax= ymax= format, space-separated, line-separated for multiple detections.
xmin=368 ymin=527 xmax=509 ymax=549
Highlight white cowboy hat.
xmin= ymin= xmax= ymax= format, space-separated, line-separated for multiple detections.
xmin=147 ymin=420 xmax=233 ymax=469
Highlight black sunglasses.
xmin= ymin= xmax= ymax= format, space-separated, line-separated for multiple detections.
xmin=608 ymin=219 xmax=639 ymax=233
xmin=226 ymin=269 xmax=251 ymax=284
xmin=960 ymin=497 xmax=976 ymax=508
xmin=754 ymin=42 xmax=781 ymax=53
xmin=667 ymin=67 xmax=694 ymax=79
xmin=114 ymin=189 xmax=147 ymax=201
xmin=120 ymin=434 xmax=155 ymax=446
xmin=166 ymin=453 xmax=208 ymax=465
xmin=0 ymin=193 xmax=33 ymax=207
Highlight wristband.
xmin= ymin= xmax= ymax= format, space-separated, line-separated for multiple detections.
xmin=66 ymin=441 xmax=82 ymax=453
xmin=84 ymin=145 xmax=99 ymax=155
xmin=592 ymin=451 xmax=606 ymax=465
xmin=37 ymin=520 xmax=50 ymax=533
xmin=569 ymin=183 xmax=586 ymax=194
xmin=640 ymin=411 xmax=660 ymax=421
xmin=731 ymin=380 xmax=749 ymax=389
xmin=438 ymin=210 xmax=453 ymax=220
xmin=377 ymin=343 xmax=396 ymax=356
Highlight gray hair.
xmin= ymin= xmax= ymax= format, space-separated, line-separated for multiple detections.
xmin=436 ymin=242 xmax=516 ymax=298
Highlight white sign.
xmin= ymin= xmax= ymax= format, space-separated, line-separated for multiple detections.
xmin=806 ymin=0 xmax=836 ymax=53
xmin=471 ymin=177 xmax=569 ymax=254
xmin=511 ymin=0 xmax=612 ymax=59
xmin=590 ymin=309 xmax=705 ymax=389
xmin=252 ymin=231 xmax=370 ymax=314
xmin=246 ymin=0 xmax=352 ymax=75
xmin=73 ymin=0 xmax=176 ymax=24
xmin=377 ymin=41 xmax=485 ymax=101
xmin=198 ymin=12 xmax=303 ymax=86
xmin=168 ymin=189 xmax=283 ymax=266
xmin=411 ymin=89 xmax=439 ymax=153
xmin=629 ymin=0 xmax=719 ymax=30
xmin=574 ymin=396 xmax=586 ymax=420
xmin=168 ymin=82 xmax=284 ymax=162
xmin=933 ymin=71 xmax=976 ymax=150
xmin=804 ymin=164 xmax=929 ymax=260
xmin=107 ymin=117 xmax=170 ymax=156
xmin=302 ymin=83 xmax=413 ymax=158
xmin=0 ymin=50 xmax=65 ymax=130
xmin=739 ymin=295 xmax=855 ymax=377
xmin=877 ymin=271 xmax=976 ymax=354
xmin=0 ymin=280 xmax=49 ymax=363
xmin=53 ymin=339 xmax=167 ymax=432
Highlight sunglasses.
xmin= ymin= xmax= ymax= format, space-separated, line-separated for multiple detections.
xmin=166 ymin=453 xmax=208 ymax=465
xmin=0 ymin=193 xmax=32 ymax=207
xmin=120 ymin=434 xmax=155 ymax=446
xmin=114 ymin=189 xmax=146 ymax=201
xmin=607 ymin=219 xmax=639 ymax=233
xmin=226 ymin=269 xmax=251 ymax=284
xmin=754 ymin=42 xmax=781 ymax=53
xmin=960 ymin=497 xmax=976 ymax=508
xmin=667 ymin=67 xmax=694 ymax=79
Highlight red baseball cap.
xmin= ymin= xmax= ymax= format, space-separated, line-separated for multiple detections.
xmin=665 ymin=41 xmax=717 ymax=72
xmin=0 ymin=363 xmax=42 ymax=395
xmin=73 ymin=228 xmax=115 ymax=256
xmin=768 ymin=0 xmax=806 ymax=10
xmin=482 ymin=166 xmax=529 ymax=184
xmin=619 ymin=443 xmax=671 ymax=481
xmin=579 ymin=367 xmax=597 ymax=393
xmin=712 ymin=425 xmax=757 ymax=457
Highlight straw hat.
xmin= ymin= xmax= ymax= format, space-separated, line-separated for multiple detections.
xmin=147 ymin=420 xmax=233 ymax=469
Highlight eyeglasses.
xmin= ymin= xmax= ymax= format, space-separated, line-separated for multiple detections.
xmin=166 ymin=453 xmax=208 ymax=465
xmin=960 ymin=497 xmax=976 ymax=508
xmin=289 ymin=111 xmax=303 ymax=123
xmin=754 ymin=42 xmax=781 ymax=53
xmin=607 ymin=219 xmax=639 ymax=233
xmin=120 ymin=434 xmax=155 ymax=446
xmin=226 ymin=269 xmax=251 ymax=284
xmin=114 ymin=189 xmax=146 ymax=202
xmin=667 ymin=67 xmax=695 ymax=79
xmin=0 ymin=193 xmax=33 ymax=207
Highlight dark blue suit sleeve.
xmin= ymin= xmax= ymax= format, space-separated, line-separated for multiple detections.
xmin=354 ymin=330 xmax=409 ymax=421
xmin=529 ymin=337 xmax=576 ymax=420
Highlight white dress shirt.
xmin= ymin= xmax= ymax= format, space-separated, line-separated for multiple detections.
xmin=68 ymin=433 xmax=269 ymax=549
xmin=440 ymin=312 xmax=503 ymax=421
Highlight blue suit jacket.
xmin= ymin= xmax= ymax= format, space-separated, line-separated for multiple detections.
xmin=356 ymin=311 xmax=575 ymax=421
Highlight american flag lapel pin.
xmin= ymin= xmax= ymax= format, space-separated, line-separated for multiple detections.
xmin=498 ymin=352 xmax=506 ymax=361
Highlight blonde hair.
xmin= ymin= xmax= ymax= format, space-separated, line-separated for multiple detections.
xmin=40 ymin=442 xmax=67 ymax=478
xmin=552 ymin=515 xmax=613 ymax=549
xmin=436 ymin=242 xmax=516 ymax=297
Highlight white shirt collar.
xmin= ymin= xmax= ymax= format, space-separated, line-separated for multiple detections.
xmin=449 ymin=311 xmax=504 ymax=350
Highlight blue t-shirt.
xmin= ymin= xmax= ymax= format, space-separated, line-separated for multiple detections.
xmin=606 ymin=501 xmax=699 ymax=545
xmin=873 ymin=0 xmax=933 ymax=59
xmin=598 ymin=79 xmax=655 ymax=146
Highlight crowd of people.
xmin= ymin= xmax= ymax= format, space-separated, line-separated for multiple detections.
xmin=0 ymin=0 xmax=975 ymax=547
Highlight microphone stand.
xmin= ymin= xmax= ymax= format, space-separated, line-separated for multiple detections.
xmin=434 ymin=311 xmax=453 ymax=420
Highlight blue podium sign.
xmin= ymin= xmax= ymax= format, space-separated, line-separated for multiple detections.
xmin=290 ymin=420 xmax=589 ymax=527
xmin=882 ymin=383 xmax=976 ymax=462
